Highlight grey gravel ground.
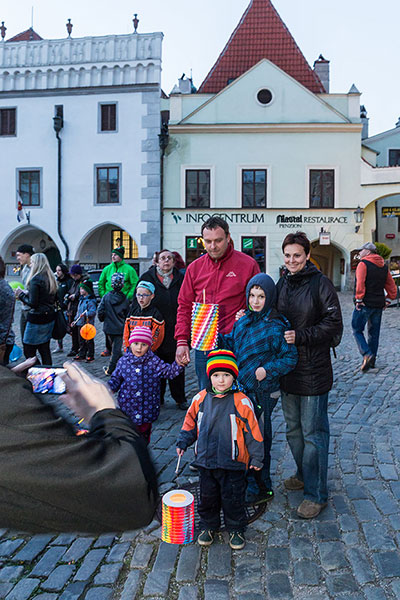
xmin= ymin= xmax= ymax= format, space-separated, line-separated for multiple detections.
xmin=1 ymin=292 xmax=400 ymax=599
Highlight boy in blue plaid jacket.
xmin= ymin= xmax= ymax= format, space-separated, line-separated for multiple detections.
xmin=221 ymin=273 xmax=297 ymax=503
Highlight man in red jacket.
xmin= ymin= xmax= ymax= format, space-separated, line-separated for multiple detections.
xmin=352 ymin=242 xmax=397 ymax=371
xmin=175 ymin=217 xmax=259 ymax=388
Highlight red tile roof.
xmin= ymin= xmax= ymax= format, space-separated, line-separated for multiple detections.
xmin=198 ymin=0 xmax=324 ymax=94
xmin=7 ymin=28 xmax=43 ymax=42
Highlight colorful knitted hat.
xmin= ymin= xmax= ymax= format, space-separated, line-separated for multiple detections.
xmin=111 ymin=272 xmax=125 ymax=291
xmin=128 ymin=326 xmax=153 ymax=347
xmin=136 ymin=280 xmax=155 ymax=295
xmin=112 ymin=246 xmax=125 ymax=259
xmin=79 ymin=279 xmax=94 ymax=295
xmin=206 ymin=349 xmax=239 ymax=380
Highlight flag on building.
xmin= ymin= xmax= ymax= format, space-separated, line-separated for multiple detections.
xmin=17 ymin=199 xmax=27 ymax=222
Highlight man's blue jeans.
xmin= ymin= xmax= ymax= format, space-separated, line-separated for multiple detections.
xmin=351 ymin=306 xmax=383 ymax=358
xmin=281 ymin=392 xmax=329 ymax=504
xmin=195 ymin=350 xmax=210 ymax=390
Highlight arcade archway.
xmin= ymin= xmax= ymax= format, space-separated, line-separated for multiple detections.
xmin=310 ymin=239 xmax=345 ymax=290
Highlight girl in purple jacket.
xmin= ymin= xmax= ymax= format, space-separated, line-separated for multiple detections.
xmin=108 ymin=326 xmax=183 ymax=443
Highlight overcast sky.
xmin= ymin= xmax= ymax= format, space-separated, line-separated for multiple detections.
xmin=1 ymin=0 xmax=399 ymax=136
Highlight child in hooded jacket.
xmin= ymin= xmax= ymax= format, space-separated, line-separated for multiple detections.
xmin=73 ymin=279 xmax=97 ymax=362
xmin=98 ymin=272 xmax=130 ymax=375
xmin=221 ymin=273 xmax=298 ymax=504
xmin=108 ymin=326 xmax=183 ymax=443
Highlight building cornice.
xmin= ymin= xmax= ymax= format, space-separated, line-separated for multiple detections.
xmin=0 ymin=33 xmax=162 ymax=69
xmin=0 ymin=82 xmax=160 ymax=99
xmin=168 ymin=123 xmax=363 ymax=134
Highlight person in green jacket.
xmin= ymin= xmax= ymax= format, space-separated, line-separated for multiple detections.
xmin=98 ymin=246 xmax=139 ymax=356
xmin=98 ymin=246 xmax=138 ymax=300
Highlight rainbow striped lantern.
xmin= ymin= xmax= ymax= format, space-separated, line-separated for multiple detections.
xmin=191 ymin=302 xmax=219 ymax=351
xmin=161 ymin=490 xmax=194 ymax=545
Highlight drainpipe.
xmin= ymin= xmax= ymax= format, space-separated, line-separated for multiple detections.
xmin=53 ymin=108 xmax=70 ymax=263
xmin=158 ymin=119 xmax=169 ymax=249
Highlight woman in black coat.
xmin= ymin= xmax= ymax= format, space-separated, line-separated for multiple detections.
xmin=276 ymin=232 xmax=343 ymax=520
xmin=54 ymin=263 xmax=73 ymax=353
xmin=15 ymin=253 xmax=57 ymax=365
xmin=138 ymin=249 xmax=187 ymax=409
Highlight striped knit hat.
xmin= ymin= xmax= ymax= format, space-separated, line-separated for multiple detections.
xmin=128 ymin=326 xmax=153 ymax=347
xmin=206 ymin=349 xmax=239 ymax=380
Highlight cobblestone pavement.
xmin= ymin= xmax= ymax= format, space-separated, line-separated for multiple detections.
xmin=1 ymin=293 xmax=400 ymax=599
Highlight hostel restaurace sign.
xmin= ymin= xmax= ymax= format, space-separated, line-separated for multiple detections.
xmin=170 ymin=212 xmax=348 ymax=227
xmin=275 ymin=215 xmax=348 ymax=228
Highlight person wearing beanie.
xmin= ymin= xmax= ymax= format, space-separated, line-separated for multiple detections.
xmin=221 ymin=273 xmax=298 ymax=505
xmin=98 ymin=247 xmax=138 ymax=357
xmin=123 ymin=280 xmax=165 ymax=361
xmin=15 ymin=244 xmax=35 ymax=342
xmin=98 ymin=272 xmax=130 ymax=375
xmin=73 ymin=279 xmax=97 ymax=362
xmin=176 ymin=349 xmax=264 ymax=551
xmin=64 ymin=265 xmax=89 ymax=357
xmin=108 ymin=326 xmax=184 ymax=443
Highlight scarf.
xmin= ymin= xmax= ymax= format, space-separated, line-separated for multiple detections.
xmin=156 ymin=266 xmax=173 ymax=289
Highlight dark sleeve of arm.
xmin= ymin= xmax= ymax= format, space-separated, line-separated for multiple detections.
xmin=20 ymin=278 xmax=40 ymax=308
xmin=97 ymin=297 xmax=106 ymax=322
xmin=176 ymin=400 xmax=198 ymax=450
xmin=0 ymin=367 xmax=157 ymax=534
xmin=263 ymin=329 xmax=298 ymax=378
xmin=295 ymin=278 xmax=343 ymax=347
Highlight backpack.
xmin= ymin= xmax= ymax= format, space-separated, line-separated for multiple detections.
xmin=276 ymin=272 xmax=342 ymax=355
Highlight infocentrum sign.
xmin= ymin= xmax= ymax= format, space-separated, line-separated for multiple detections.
xmin=170 ymin=211 xmax=349 ymax=226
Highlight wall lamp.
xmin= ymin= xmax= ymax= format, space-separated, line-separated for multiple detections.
xmin=353 ymin=205 xmax=365 ymax=233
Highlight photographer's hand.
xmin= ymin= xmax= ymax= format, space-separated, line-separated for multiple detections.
xmin=60 ymin=362 xmax=116 ymax=423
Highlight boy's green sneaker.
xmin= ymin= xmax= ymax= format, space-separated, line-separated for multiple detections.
xmin=229 ymin=531 xmax=245 ymax=550
xmin=197 ymin=530 xmax=214 ymax=546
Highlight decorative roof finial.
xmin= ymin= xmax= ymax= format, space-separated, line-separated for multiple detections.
xmin=0 ymin=21 xmax=6 ymax=41
xmin=66 ymin=18 xmax=73 ymax=38
xmin=133 ymin=13 xmax=139 ymax=33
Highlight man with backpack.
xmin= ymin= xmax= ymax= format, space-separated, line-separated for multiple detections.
xmin=276 ymin=232 xmax=343 ymax=519
xmin=352 ymin=242 xmax=397 ymax=372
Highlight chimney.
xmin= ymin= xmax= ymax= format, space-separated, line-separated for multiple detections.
xmin=170 ymin=73 xmax=192 ymax=95
xmin=360 ymin=105 xmax=369 ymax=139
xmin=313 ymin=54 xmax=330 ymax=93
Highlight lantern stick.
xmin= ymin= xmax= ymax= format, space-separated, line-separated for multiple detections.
xmin=175 ymin=453 xmax=182 ymax=474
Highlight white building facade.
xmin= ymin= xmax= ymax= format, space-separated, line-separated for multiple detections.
xmin=0 ymin=29 xmax=162 ymax=274
xmin=162 ymin=0 xmax=400 ymax=290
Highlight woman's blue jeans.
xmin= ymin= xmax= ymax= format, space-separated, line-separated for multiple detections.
xmin=351 ymin=306 xmax=383 ymax=358
xmin=281 ymin=391 xmax=329 ymax=504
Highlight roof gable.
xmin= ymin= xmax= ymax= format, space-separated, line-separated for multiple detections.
xmin=6 ymin=28 xmax=43 ymax=42
xmin=198 ymin=0 xmax=324 ymax=95
xmin=183 ymin=60 xmax=348 ymax=125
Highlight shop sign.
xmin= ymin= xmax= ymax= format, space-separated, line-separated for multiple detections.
xmin=276 ymin=214 xmax=348 ymax=228
xmin=382 ymin=207 xmax=400 ymax=218
xmin=184 ymin=212 xmax=265 ymax=224
xmin=386 ymin=234 xmax=396 ymax=239
xmin=186 ymin=237 xmax=198 ymax=249
xmin=242 ymin=238 xmax=253 ymax=249
xmin=319 ymin=232 xmax=331 ymax=245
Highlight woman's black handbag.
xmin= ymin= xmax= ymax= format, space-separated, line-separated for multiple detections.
xmin=52 ymin=302 xmax=68 ymax=340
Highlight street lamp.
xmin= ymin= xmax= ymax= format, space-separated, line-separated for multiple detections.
xmin=353 ymin=205 xmax=365 ymax=233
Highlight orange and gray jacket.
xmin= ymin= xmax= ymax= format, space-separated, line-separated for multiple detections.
xmin=176 ymin=389 xmax=264 ymax=470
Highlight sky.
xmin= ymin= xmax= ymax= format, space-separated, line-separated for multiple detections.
xmin=1 ymin=0 xmax=399 ymax=136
